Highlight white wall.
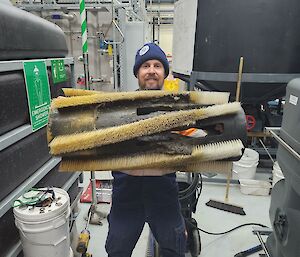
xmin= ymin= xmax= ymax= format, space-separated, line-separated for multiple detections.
xmin=159 ymin=24 xmax=173 ymax=56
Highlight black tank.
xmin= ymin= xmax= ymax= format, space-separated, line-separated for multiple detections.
xmin=0 ymin=67 xmax=72 ymax=136
xmin=191 ymin=0 xmax=300 ymax=103
xmin=0 ymin=3 xmax=68 ymax=60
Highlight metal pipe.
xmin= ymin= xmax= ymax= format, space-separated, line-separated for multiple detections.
xmin=68 ymin=23 xmax=74 ymax=56
xmin=44 ymin=12 xmax=77 ymax=22
xmin=126 ymin=8 xmax=143 ymax=21
xmin=157 ymin=0 xmax=160 ymax=44
xmin=112 ymin=20 xmax=125 ymax=43
xmin=60 ymin=12 xmax=77 ymax=21
xmin=265 ymin=127 xmax=300 ymax=161
xmin=112 ymin=1 xmax=119 ymax=90
xmin=259 ymin=139 xmax=275 ymax=164
xmin=83 ymin=52 xmax=90 ymax=90
xmin=63 ymin=31 xmax=82 ymax=34
xmin=17 ymin=3 xmax=129 ymax=11
xmin=90 ymin=78 xmax=110 ymax=83
xmin=147 ymin=9 xmax=174 ymax=13
xmin=152 ymin=16 xmax=155 ymax=42
xmin=96 ymin=11 xmax=102 ymax=79
xmin=139 ymin=0 xmax=148 ymax=22
xmin=80 ymin=3 xmax=91 ymax=90
xmin=90 ymin=171 xmax=98 ymax=208
xmin=265 ymin=127 xmax=281 ymax=131
xmin=150 ymin=0 xmax=153 ymax=40
xmin=101 ymin=20 xmax=125 ymax=44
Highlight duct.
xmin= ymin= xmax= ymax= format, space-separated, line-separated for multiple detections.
xmin=45 ymin=12 xmax=77 ymax=22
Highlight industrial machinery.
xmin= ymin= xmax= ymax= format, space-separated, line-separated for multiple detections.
xmin=172 ymin=0 xmax=300 ymax=131
xmin=266 ymin=79 xmax=300 ymax=257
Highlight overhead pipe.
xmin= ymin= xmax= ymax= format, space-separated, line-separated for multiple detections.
xmin=45 ymin=12 xmax=77 ymax=22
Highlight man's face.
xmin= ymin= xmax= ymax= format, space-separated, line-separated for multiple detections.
xmin=137 ymin=60 xmax=165 ymax=90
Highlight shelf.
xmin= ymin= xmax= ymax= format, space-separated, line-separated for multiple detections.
xmin=191 ymin=71 xmax=300 ymax=83
xmin=0 ymin=157 xmax=61 ymax=218
xmin=0 ymin=125 xmax=32 ymax=151
xmin=0 ymin=56 xmax=75 ymax=151
xmin=0 ymin=57 xmax=74 ymax=73
xmin=63 ymin=172 xmax=81 ymax=192
xmin=5 ymin=241 xmax=22 ymax=257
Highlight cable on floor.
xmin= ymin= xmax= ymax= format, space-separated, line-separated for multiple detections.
xmin=185 ymin=219 xmax=268 ymax=235
xmin=178 ymin=173 xmax=268 ymax=236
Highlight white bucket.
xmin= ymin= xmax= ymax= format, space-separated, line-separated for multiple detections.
xmin=13 ymin=188 xmax=71 ymax=257
xmin=239 ymin=179 xmax=272 ymax=196
xmin=232 ymin=148 xmax=259 ymax=179
xmin=272 ymin=161 xmax=284 ymax=186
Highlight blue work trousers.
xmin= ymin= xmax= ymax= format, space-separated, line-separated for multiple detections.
xmin=105 ymin=172 xmax=186 ymax=257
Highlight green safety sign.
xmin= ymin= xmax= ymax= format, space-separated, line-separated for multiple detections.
xmin=51 ymin=59 xmax=67 ymax=84
xmin=23 ymin=61 xmax=51 ymax=132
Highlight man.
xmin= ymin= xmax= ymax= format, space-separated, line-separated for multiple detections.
xmin=105 ymin=42 xmax=187 ymax=257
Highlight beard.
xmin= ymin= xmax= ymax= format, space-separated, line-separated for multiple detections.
xmin=145 ymin=87 xmax=160 ymax=90
xmin=139 ymin=79 xmax=163 ymax=90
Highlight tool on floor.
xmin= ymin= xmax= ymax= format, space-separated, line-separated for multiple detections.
xmin=234 ymin=244 xmax=263 ymax=257
xmin=47 ymin=89 xmax=247 ymax=173
xmin=206 ymin=199 xmax=246 ymax=215
xmin=76 ymin=211 xmax=92 ymax=255
xmin=205 ymin=57 xmax=246 ymax=215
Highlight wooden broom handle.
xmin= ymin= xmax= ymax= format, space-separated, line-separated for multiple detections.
xmin=224 ymin=57 xmax=244 ymax=202
xmin=225 ymin=169 xmax=232 ymax=202
xmin=236 ymin=57 xmax=244 ymax=102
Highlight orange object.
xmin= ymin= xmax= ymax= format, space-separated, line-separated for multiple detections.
xmin=177 ymin=128 xmax=198 ymax=136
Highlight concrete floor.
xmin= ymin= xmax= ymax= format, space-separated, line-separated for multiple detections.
xmin=75 ymin=171 xmax=271 ymax=257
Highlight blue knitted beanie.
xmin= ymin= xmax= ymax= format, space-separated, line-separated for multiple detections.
xmin=133 ymin=43 xmax=169 ymax=78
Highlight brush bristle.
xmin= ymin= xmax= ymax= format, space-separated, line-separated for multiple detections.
xmin=52 ymin=91 xmax=180 ymax=109
xmin=59 ymin=140 xmax=241 ymax=171
xmin=181 ymin=161 xmax=233 ymax=173
xmin=52 ymin=90 xmax=233 ymax=109
xmin=59 ymin=154 xmax=190 ymax=171
xmin=189 ymin=91 xmax=230 ymax=105
xmin=192 ymin=139 xmax=244 ymax=161
xmin=60 ymin=159 xmax=233 ymax=174
xmin=50 ymin=103 xmax=242 ymax=155
xmin=62 ymin=88 xmax=102 ymax=96
xmin=193 ymin=102 xmax=241 ymax=120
